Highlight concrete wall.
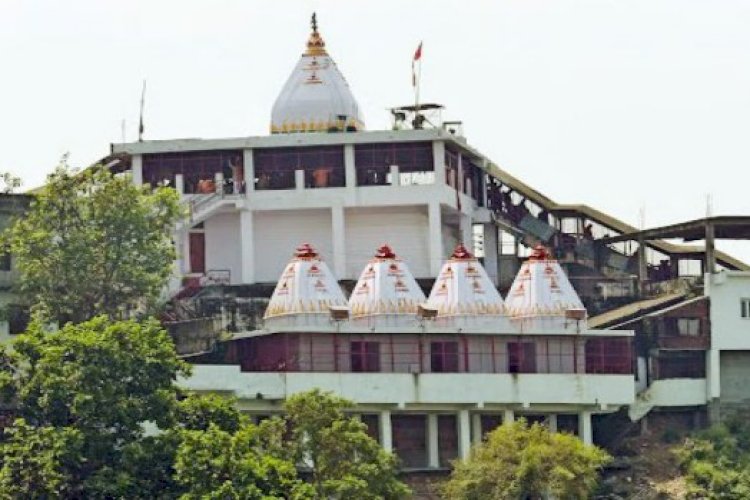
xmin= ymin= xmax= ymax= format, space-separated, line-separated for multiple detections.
xmin=182 ymin=365 xmax=635 ymax=407
xmin=707 ymin=271 xmax=750 ymax=351
xmin=344 ymin=206 xmax=430 ymax=279
xmin=254 ymin=209 xmax=333 ymax=283
xmin=204 ymin=212 xmax=242 ymax=284
xmin=719 ymin=351 xmax=750 ymax=406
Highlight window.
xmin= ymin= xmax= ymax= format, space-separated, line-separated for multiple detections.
xmin=430 ymin=341 xmax=459 ymax=372
xmin=142 ymin=150 xmax=243 ymax=193
xmin=254 ymin=146 xmax=345 ymax=190
xmin=350 ymin=341 xmax=380 ymax=372
xmin=585 ymin=338 xmax=632 ymax=375
xmin=355 ymin=142 xmax=434 ymax=186
xmin=742 ymin=299 xmax=750 ymax=319
xmin=508 ymin=342 xmax=536 ymax=373
xmin=677 ymin=318 xmax=701 ymax=336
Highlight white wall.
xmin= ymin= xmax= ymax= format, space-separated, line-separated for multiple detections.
xmin=441 ymin=222 xmax=460 ymax=258
xmin=344 ymin=206 xmax=430 ymax=279
xmin=205 ymin=212 xmax=242 ymax=284
xmin=183 ymin=365 xmax=635 ymax=407
xmin=254 ymin=209 xmax=333 ymax=283
xmin=707 ymin=271 xmax=750 ymax=350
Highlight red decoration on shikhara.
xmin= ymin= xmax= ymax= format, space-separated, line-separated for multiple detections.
xmin=528 ymin=245 xmax=553 ymax=262
xmin=294 ymin=243 xmax=319 ymax=259
xmin=450 ymin=243 xmax=474 ymax=260
xmin=375 ymin=244 xmax=397 ymax=259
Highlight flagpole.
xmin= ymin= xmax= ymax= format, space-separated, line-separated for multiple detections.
xmin=138 ymin=80 xmax=146 ymax=142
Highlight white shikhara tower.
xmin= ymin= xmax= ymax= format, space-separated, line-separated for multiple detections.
xmin=349 ymin=244 xmax=427 ymax=328
xmin=263 ymin=243 xmax=348 ymax=329
xmin=505 ymin=245 xmax=587 ymax=332
xmin=426 ymin=244 xmax=509 ymax=329
xmin=270 ymin=13 xmax=365 ymax=134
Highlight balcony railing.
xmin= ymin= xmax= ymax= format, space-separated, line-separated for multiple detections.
xmin=226 ymin=333 xmax=633 ymax=376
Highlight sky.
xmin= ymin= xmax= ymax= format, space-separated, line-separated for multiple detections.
xmin=1 ymin=0 xmax=749 ymax=261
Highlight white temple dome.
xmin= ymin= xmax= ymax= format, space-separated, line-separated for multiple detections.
xmin=263 ymin=243 xmax=349 ymax=329
xmin=426 ymin=244 xmax=510 ymax=330
xmin=349 ymin=244 xmax=426 ymax=328
xmin=505 ymin=245 xmax=587 ymax=332
xmin=270 ymin=14 xmax=365 ymax=134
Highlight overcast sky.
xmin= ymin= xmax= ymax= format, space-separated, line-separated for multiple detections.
xmin=2 ymin=0 xmax=749 ymax=261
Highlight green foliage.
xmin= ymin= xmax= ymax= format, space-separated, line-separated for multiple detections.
xmin=442 ymin=420 xmax=611 ymax=500
xmin=174 ymin=423 xmax=314 ymax=499
xmin=0 ymin=317 xmax=189 ymax=498
xmin=6 ymin=162 xmax=181 ymax=323
xmin=0 ymin=317 xmax=409 ymax=498
xmin=284 ymin=389 xmax=410 ymax=500
xmin=676 ymin=415 xmax=750 ymax=499
xmin=174 ymin=392 xmax=244 ymax=433
xmin=0 ymin=419 xmax=82 ymax=499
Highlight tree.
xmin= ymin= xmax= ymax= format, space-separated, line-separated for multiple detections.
xmin=6 ymin=162 xmax=181 ymax=323
xmin=283 ymin=389 xmax=411 ymax=500
xmin=174 ymin=423 xmax=314 ymax=500
xmin=0 ymin=316 xmax=190 ymax=498
xmin=676 ymin=416 xmax=750 ymax=499
xmin=442 ymin=420 xmax=611 ymax=500
xmin=0 ymin=419 xmax=82 ymax=499
xmin=0 ymin=172 xmax=21 ymax=194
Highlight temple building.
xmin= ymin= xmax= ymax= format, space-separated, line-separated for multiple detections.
xmin=101 ymin=14 xmax=750 ymax=463
xmin=184 ymin=242 xmax=634 ymax=467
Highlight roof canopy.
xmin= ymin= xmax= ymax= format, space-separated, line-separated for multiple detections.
xmin=426 ymin=244 xmax=509 ymax=329
xmin=270 ymin=13 xmax=365 ymax=134
xmin=505 ymin=246 xmax=586 ymax=332
xmin=263 ymin=243 xmax=348 ymax=329
xmin=349 ymin=244 xmax=426 ymax=328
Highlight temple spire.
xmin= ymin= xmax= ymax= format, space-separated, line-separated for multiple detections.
xmin=305 ymin=12 xmax=327 ymax=56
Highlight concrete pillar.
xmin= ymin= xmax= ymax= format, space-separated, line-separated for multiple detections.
xmin=432 ymin=141 xmax=446 ymax=185
xmin=503 ymin=409 xmax=515 ymax=424
xmin=390 ymin=165 xmax=400 ymax=186
xmin=638 ymin=235 xmax=648 ymax=296
xmin=295 ymin=169 xmax=305 ymax=191
xmin=428 ymin=201 xmax=444 ymax=276
xmin=180 ymin=230 xmax=191 ymax=274
xmin=427 ymin=414 xmax=440 ymax=468
xmin=707 ymin=348 xmax=721 ymax=400
xmin=457 ymin=152 xmax=465 ymax=194
xmin=460 ymin=215 xmax=472 ymax=247
xmin=344 ymin=144 xmax=356 ymax=190
xmin=578 ymin=411 xmax=593 ymax=445
xmin=472 ymin=413 xmax=483 ymax=445
xmin=547 ymin=414 xmax=558 ymax=433
xmin=131 ymin=154 xmax=143 ymax=186
xmin=380 ymin=411 xmax=393 ymax=452
xmin=458 ymin=409 xmax=472 ymax=460
xmin=175 ymin=173 xmax=185 ymax=196
xmin=483 ymin=224 xmax=499 ymax=285
xmin=331 ymin=206 xmax=346 ymax=278
xmin=705 ymin=222 xmax=716 ymax=275
xmin=240 ymin=210 xmax=255 ymax=284
xmin=214 ymin=172 xmax=224 ymax=194
xmin=243 ymin=149 xmax=255 ymax=195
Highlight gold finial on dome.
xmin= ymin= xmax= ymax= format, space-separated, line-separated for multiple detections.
xmin=305 ymin=12 xmax=328 ymax=56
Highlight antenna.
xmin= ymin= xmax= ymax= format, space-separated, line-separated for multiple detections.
xmin=138 ymin=80 xmax=146 ymax=142
xmin=121 ymin=119 xmax=126 ymax=144
xmin=705 ymin=193 xmax=713 ymax=217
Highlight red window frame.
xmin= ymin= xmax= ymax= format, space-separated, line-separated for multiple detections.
xmin=508 ymin=342 xmax=536 ymax=373
xmin=350 ymin=341 xmax=381 ymax=372
xmin=430 ymin=341 xmax=459 ymax=372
